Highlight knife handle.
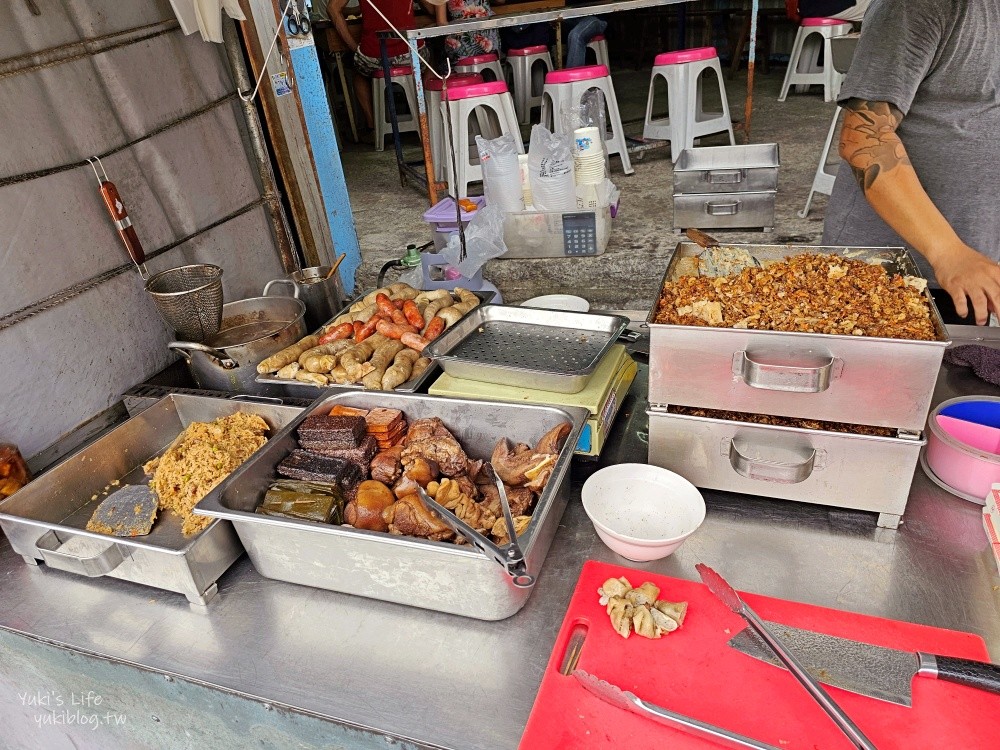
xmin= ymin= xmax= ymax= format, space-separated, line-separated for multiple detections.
xmin=921 ymin=654 xmax=1000 ymax=695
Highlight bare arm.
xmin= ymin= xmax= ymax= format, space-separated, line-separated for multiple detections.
xmin=328 ymin=0 xmax=358 ymax=52
xmin=839 ymin=98 xmax=1000 ymax=324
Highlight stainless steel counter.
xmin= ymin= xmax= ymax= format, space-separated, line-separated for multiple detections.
xmin=2 ymin=346 xmax=999 ymax=749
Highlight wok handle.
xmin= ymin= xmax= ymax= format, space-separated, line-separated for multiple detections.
xmin=263 ymin=278 xmax=300 ymax=299
xmin=922 ymin=654 xmax=1000 ymax=695
xmin=734 ymin=350 xmax=841 ymax=393
xmin=167 ymin=341 xmax=237 ymax=369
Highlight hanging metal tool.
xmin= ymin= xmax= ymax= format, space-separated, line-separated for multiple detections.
xmin=86 ymin=157 xmax=148 ymax=279
xmin=285 ymin=0 xmax=311 ymax=36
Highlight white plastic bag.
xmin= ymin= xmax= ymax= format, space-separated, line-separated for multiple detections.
xmin=527 ymin=125 xmax=576 ymax=211
xmin=476 ymin=134 xmax=525 ymax=213
xmin=441 ymin=203 xmax=508 ymax=278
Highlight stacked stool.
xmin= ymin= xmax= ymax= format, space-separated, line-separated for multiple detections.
xmin=778 ymin=17 xmax=853 ymax=102
xmin=586 ymin=34 xmax=610 ymax=69
xmin=441 ymin=81 xmax=524 ymax=198
xmin=540 ymin=64 xmax=633 ymax=174
xmin=506 ymin=45 xmax=553 ymax=124
xmin=373 ymin=66 xmax=420 ymax=152
xmin=425 ymin=74 xmax=484 ymax=183
xmin=455 ymin=53 xmax=505 ymax=83
xmin=642 ymin=47 xmax=735 ymax=162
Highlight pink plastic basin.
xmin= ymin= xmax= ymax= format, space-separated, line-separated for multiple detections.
xmin=456 ymin=53 xmax=500 ymax=66
xmin=442 ymin=80 xmax=509 ymax=101
xmin=802 ymin=17 xmax=851 ymax=26
xmin=424 ymin=73 xmax=484 ymax=92
xmin=507 ymin=45 xmax=549 ymax=57
xmin=372 ymin=66 xmax=413 ymax=79
xmin=654 ymin=47 xmax=718 ymax=66
xmin=926 ymin=400 xmax=1000 ymax=502
xmin=937 ymin=415 xmax=1000 ymax=454
xmin=545 ymin=64 xmax=609 ymax=84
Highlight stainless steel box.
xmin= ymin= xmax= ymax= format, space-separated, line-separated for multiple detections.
xmin=673 ymin=144 xmax=780 ymax=194
xmin=0 ymin=395 xmax=303 ymax=605
xmin=647 ymin=408 xmax=924 ymax=528
xmin=672 ymin=191 xmax=776 ymax=231
xmin=647 ymin=243 xmax=949 ymax=432
xmin=196 ymin=391 xmax=587 ymax=620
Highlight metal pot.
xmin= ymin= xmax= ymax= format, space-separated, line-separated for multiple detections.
xmin=263 ymin=265 xmax=346 ymax=332
xmin=168 ymin=296 xmax=307 ymax=394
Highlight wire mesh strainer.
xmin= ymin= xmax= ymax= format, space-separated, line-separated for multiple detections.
xmin=145 ymin=264 xmax=224 ymax=342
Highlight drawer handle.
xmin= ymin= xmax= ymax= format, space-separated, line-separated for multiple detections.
xmin=706 ymin=200 xmax=740 ymax=216
xmin=707 ymin=169 xmax=744 ymax=184
xmin=35 ymin=530 xmax=125 ymax=578
xmin=727 ymin=440 xmax=822 ymax=484
xmin=734 ymin=351 xmax=842 ymax=393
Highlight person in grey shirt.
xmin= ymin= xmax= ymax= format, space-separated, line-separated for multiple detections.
xmin=822 ymin=0 xmax=1000 ymax=325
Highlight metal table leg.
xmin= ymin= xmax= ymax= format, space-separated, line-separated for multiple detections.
xmin=379 ymin=38 xmax=408 ymax=187
xmin=409 ymin=40 xmax=440 ymax=205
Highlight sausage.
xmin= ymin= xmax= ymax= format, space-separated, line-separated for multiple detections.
xmin=393 ymin=298 xmax=405 ymax=310
xmin=318 ymin=322 xmax=354 ymax=344
xmin=353 ymin=320 xmax=364 ymax=340
xmin=356 ymin=314 xmax=383 ymax=342
xmin=422 ymin=316 xmax=446 ymax=341
xmin=403 ymin=300 xmax=424 ymax=328
xmin=376 ymin=319 xmax=419 ymax=340
xmin=256 ymin=335 xmax=320 ymax=374
xmin=400 ymin=332 xmax=431 ymax=352
xmin=376 ymin=293 xmax=409 ymax=326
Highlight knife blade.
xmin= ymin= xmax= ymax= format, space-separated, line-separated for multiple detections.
xmin=573 ymin=670 xmax=781 ymax=750
xmin=696 ymin=564 xmax=878 ymax=750
xmin=729 ymin=621 xmax=1000 ymax=708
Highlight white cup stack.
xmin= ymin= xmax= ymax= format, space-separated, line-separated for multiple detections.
xmin=483 ymin=149 xmax=525 ymax=213
xmin=573 ymin=126 xmax=606 ymax=187
xmin=518 ymin=154 xmax=533 ymax=209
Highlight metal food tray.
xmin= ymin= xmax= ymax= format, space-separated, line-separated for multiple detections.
xmin=256 ymin=290 xmax=494 ymax=394
xmin=423 ymin=305 xmax=630 ymax=394
xmin=0 ymin=394 xmax=303 ymax=605
xmin=195 ymin=391 xmax=587 ymax=620
xmin=646 ymin=243 xmax=950 ymax=432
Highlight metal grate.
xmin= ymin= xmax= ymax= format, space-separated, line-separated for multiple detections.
xmin=449 ymin=321 xmax=613 ymax=374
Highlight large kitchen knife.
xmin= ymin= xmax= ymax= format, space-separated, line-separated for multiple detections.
xmin=729 ymin=621 xmax=1000 ymax=707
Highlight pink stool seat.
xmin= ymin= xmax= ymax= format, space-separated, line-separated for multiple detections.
xmin=424 ymin=73 xmax=484 ymax=91
xmin=456 ymin=53 xmax=500 ymax=66
xmin=507 ymin=45 xmax=549 ymax=57
xmin=653 ymin=47 xmax=718 ymax=66
xmin=590 ymin=34 xmax=606 ymax=42
xmin=801 ymin=17 xmax=850 ymax=26
xmin=443 ymin=80 xmax=509 ymax=101
xmin=372 ymin=66 xmax=413 ymax=78
xmin=545 ymin=64 xmax=609 ymax=84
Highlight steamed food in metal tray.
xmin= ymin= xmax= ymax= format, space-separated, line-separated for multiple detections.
xmin=256 ymin=283 xmax=481 ymax=389
xmin=654 ymin=252 xmax=937 ymax=340
xmin=667 ymin=405 xmax=896 ymax=437
xmin=260 ymin=403 xmax=572 ymax=547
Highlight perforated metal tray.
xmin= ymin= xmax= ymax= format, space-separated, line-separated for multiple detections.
xmin=423 ymin=305 xmax=629 ymax=393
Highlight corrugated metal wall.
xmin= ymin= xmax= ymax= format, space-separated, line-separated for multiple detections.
xmin=0 ymin=1 xmax=288 ymax=457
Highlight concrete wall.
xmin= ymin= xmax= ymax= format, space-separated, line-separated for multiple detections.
xmin=0 ymin=1 xmax=287 ymax=458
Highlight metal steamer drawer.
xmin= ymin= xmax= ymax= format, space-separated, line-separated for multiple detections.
xmin=647 ymin=409 xmax=923 ymax=528
xmin=647 ymin=244 xmax=950 ymax=432
xmin=672 ymin=191 xmax=776 ymax=231
xmin=673 ymin=144 xmax=780 ymax=194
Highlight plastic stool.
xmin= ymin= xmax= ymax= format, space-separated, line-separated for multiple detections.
xmin=779 ymin=18 xmax=853 ymax=103
xmin=540 ymin=64 xmax=633 ymax=174
xmin=506 ymin=45 xmax=553 ymax=124
xmin=455 ymin=53 xmax=505 ymax=84
xmin=799 ymin=105 xmax=843 ymax=218
xmin=642 ymin=47 xmax=735 ymax=162
xmin=441 ymin=81 xmax=524 ymax=198
xmin=373 ymin=65 xmax=420 ymax=152
xmin=425 ymin=74 xmax=484 ymax=183
xmin=586 ymin=34 xmax=610 ymax=69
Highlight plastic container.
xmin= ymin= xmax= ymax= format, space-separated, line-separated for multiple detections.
xmin=502 ymin=206 xmax=612 ymax=258
xmin=924 ymin=397 xmax=1000 ymax=504
xmin=581 ymin=463 xmax=706 ymax=562
xmin=423 ymin=196 xmax=486 ymax=250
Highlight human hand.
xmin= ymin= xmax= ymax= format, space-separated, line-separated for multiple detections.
xmin=932 ymin=242 xmax=1000 ymax=325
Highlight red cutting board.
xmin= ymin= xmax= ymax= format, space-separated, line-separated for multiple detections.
xmin=520 ymin=561 xmax=1000 ymax=749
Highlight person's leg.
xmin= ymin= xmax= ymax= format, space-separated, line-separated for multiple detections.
xmin=353 ymin=50 xmax=378 ymax=129
xmin=565 ymin=16 xmax=606 ymax=69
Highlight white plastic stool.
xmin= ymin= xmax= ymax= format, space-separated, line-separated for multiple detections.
xmin=373 ymin=65 xmax=420 ymax=152
xmin=425 ymin=74 xmax=484 ymax=183
xmin=506 ymin=45 xmax=553 ymax=124
xmin=441 ymin=81 xmax=524 ymax=198
xmin=540 ymin=64 xmax=633 ymax=174
xmin=454 ymin=53 xmax=505 ymax=84
xmin=586 ymin=34 xmax=610 ymax=69
xmin=642 ymin=47 xmax=735 ymax=162
xmin=799 ymin=105 xmax=843 ymax=218
xmin=778 ymin=17 xmax=853 ymax=103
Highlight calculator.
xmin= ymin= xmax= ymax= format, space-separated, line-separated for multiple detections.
xmin=561 ymin=212 xmax=599 ymax=256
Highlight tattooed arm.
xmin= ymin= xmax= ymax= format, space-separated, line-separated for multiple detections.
xmin=839 ymin=98 xmax=1000 ymax=324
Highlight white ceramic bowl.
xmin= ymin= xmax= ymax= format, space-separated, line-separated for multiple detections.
xmin=581 ymin=463 xmax=706 ymax=561
xmin=521 ymin=294 xmax=590 ymax=313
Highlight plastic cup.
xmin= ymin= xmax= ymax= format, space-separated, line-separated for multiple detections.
xmin=573 ymin=126 xmax=602 ymax=156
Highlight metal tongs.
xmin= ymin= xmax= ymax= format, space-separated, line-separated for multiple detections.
xmin=416 ymin=462 xmax=535 ymax=588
